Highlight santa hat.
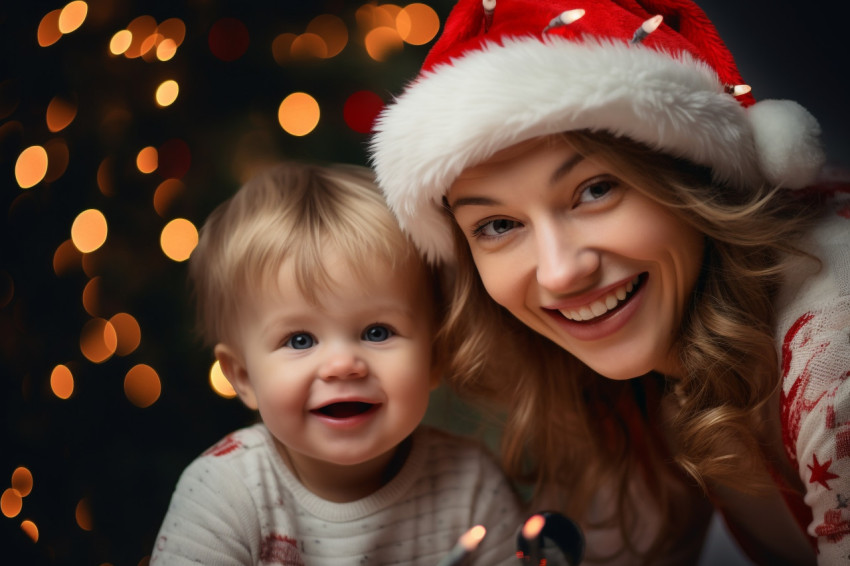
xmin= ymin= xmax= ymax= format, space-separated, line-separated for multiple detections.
xmin=370 ymin=0 xmax=825 ymax=264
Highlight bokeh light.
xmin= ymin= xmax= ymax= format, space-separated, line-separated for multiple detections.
xmin=210 ymin=360 xmax=237 ymax=399
xmin=343 ymin=90 xmax=384 ymax=134
xmin=278 ymin=92 xmax=320 ymax=136
xmin=109 ymin=29 xmax=132 ymax=55
xmin=306 ymin=14 xmax=347 ymax=58
xmin=44 ymin=138 xmax=70 ymax=183
xmin=15 ymin=145 xmax=48 ymax=189
xmin=271 ymin=33 xmax=297 ymax=65
xmin=155 ymin=79 xmax=179 ymax=107
xmin=1 ymin=489 xmax=22 ymax=518
xmin=137 ymin=146 xmax=158 ymax=173
xmin=50 ymin=364 xmax=75 ymax=399
xmin=11 ymin=467 xmax=33 ymax=498
xmin=160 ymin=218 xmax=198 ymax=262
xmin=110 ymin=312 xmax=142 ymax=356
xmin=71 ymin=209 xmax=108 ymax=253
xmin=157 ymin=17 xmax=186 ymax=47
xmin=76 ymin=497 xmax=93 ymax=531
xmin=156 ymin=38 xmax=177 ymax=61
xmin=290 ymin=33 xmax=327 ymax=59
xmin=208 ymin=18 xmax=249 ymax=61
xmin=80 ymin=318 xmax=118 ymax=363
xmin=58 ymin=1 xmax=88 ymax=34
xmin=364 ymin=26 xmax=403 ymax=62
xmin=21 ymin=520 xmax=38 ymax=542
xmin=46 ymin=96 xmax=77 ymax=132
xmin=54 ymin=239 xmax=83 ymax=276
xmin=82 ymin=276 xmax=102 ymax=317
xmin=124 ymin=364 xmax=161 ymax=408
xmin=124 ymin=15 xmax=157 ymax=59
xmin=397 ymin=3 xmax=440 ymax=45
xmin=37 ymin=9 xmax=63 ymax=47
xmin=153 ymin=178 xmax=185 ymax=217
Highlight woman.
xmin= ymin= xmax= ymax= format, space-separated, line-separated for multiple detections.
xmin=370 ymin=0 xmax=848 ymax=564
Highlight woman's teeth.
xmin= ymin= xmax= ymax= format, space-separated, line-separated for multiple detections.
xmin=561 ymin=276 xmax=639 ymax=322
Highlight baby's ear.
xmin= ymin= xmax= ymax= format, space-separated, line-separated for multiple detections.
xmin=214 ymin=343 xmax=258 ymax=409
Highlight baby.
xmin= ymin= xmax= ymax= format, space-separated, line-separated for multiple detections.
xmin=150 ymin=161 xmax=523 ymax=565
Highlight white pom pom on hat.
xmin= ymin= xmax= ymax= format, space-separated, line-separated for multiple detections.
xmin=370 ymin=0 xmax=826 ymax=264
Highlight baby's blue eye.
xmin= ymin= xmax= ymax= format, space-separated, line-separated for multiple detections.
xmin=286 ymin=333 xmax=314 ymax=349
xmin=363 ymin=325 xmax=392 ymax=342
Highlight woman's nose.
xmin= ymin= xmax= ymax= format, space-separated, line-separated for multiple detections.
xmin=318 ymin=344 xmax=368 ymax=381
xmin=534 ymin=222 xmax=599 ymax=294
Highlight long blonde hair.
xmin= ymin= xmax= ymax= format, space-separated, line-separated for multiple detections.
xmin=439 ymin=130 xmax=820 ymax=561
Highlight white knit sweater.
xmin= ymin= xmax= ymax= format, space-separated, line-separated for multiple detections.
xmin=150 ymin=424 xmax=524 ymax=565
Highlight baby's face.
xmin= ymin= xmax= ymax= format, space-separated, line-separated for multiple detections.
xmin=231 ymin=251 xmax=436 ymax=475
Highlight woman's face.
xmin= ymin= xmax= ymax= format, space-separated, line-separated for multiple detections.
xmin=447 ymin=136 xmax=705 ymax=380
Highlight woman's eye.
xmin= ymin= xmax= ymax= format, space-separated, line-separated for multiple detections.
xmin=578 ymin=179 xmax=615 ymax=203
xmin=363 ymin=325 xmax=393 ymax=342
xmin=473 ymin=218 xmax=519 ymax=238
xmin=285 ymin=333 xmax=314 ymax=349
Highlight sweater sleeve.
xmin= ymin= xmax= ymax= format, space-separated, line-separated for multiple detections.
xmin=779 ymin=198 xmax=850 ymax=565
xmin=150 ymin=456 xmax=263 ymax=565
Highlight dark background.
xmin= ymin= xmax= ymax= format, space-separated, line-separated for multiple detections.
xmin=1 ymin=1 xmax=846 ymax=565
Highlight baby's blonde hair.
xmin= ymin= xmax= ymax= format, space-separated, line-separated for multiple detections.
xmin=189 ymin=161 xmax=427 ymax=348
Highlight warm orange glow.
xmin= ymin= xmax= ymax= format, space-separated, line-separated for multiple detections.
xmin=38 ymin=10 xmax=63 ymax=47
xmin=11 ymin=468 xmax=33 ymax=498
xmin=71 ymin=209 xmax=107 ymax=253
xmin=58 ymin=1 xmax=88 ymax=34
xmin=278 ymin=92 xmax=320 ymax=136
xmin=44 ymin=138 xmax=70 ymax=183
xmin=1 ymin=489 xmax=22 ymax=518
xmin=271 ymin=33 xmax=297 ymax=65
xmin=124 ymin=16 xmax=157 ymax=59
xmin=153 ymin=178 xmax=185 ymax=217
xmin=210 ymin=360 xmax=237 ymax=398
xmin=80 ymin=318 xmax=118 ymax=363
xmin=46 ymin=96 xmax=77 ymax=132
xmin=137 ymin=146 xmax=158 ymax=173
xmin=124 ymin=364 xmax=161 ymax=408
xmin=356 ymin=4 xmax=398 ymax=30
xmin=364 ymin=27 xmax=403 ymax=62
xmin=76 ymin=497 xmax=93 ymax=531
xmin=157 ymin=18 xmax=186 ymax=46
xmin=82 ymin=276 xmax=101 ymax=316
xmin=306 ymin=14 xmax=348 ymax=58
xmin=156 ymin=38 xmax=177 ymax=61
xmin=290 ymin=33 xmax=327 ymax=59
xmin=54 ymin=239 xmax=83 ymax=276
xmin=109 ymin=29 xmax=132 ymax=55
xmin=139 ymin=32 xmax=164 ymax=61
xmin=110 ymin=312 xmax=141 ymax=356
xmin=155 ymin=80 xmax=179 ymax=106
xmin=397 ymin=4 xmax=440 ymax=46
xmin=51 ymin=364 xmax=75 ymax=399
xmin=15 ymin=145 xmax=48 ymax=189
xmin=160 ymin=218 xmax=198 ymax=262
xmin=21 ymin=519 xmax=39 ymax=542
xmin=97 ymin=158 xmax=114 ymax=196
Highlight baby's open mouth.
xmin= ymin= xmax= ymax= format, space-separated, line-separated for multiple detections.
xmin=313 ymin=402 xmax=377 ymax=419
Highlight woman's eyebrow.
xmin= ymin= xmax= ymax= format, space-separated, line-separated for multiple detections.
xmin=447 ymin=195 xmax=498 ymax=210
xmin=549 ymin=152 xmax=585 ymax=186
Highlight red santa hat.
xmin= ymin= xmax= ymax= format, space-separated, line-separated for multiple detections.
xmin=370 ymin=0 xmax=825 ymax=263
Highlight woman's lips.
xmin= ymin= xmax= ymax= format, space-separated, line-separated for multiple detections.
xmin=542 ymin=273 xmax=647 ymax=341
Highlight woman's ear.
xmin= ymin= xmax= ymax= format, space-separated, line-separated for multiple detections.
xmin=214 ymin=343 xmax=258 ymax=410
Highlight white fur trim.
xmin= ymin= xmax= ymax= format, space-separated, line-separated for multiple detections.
xmin=371 ymin=36 xmax=817 ymax=263
xmin=748 ymin=99 xmax=825 ymax=189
